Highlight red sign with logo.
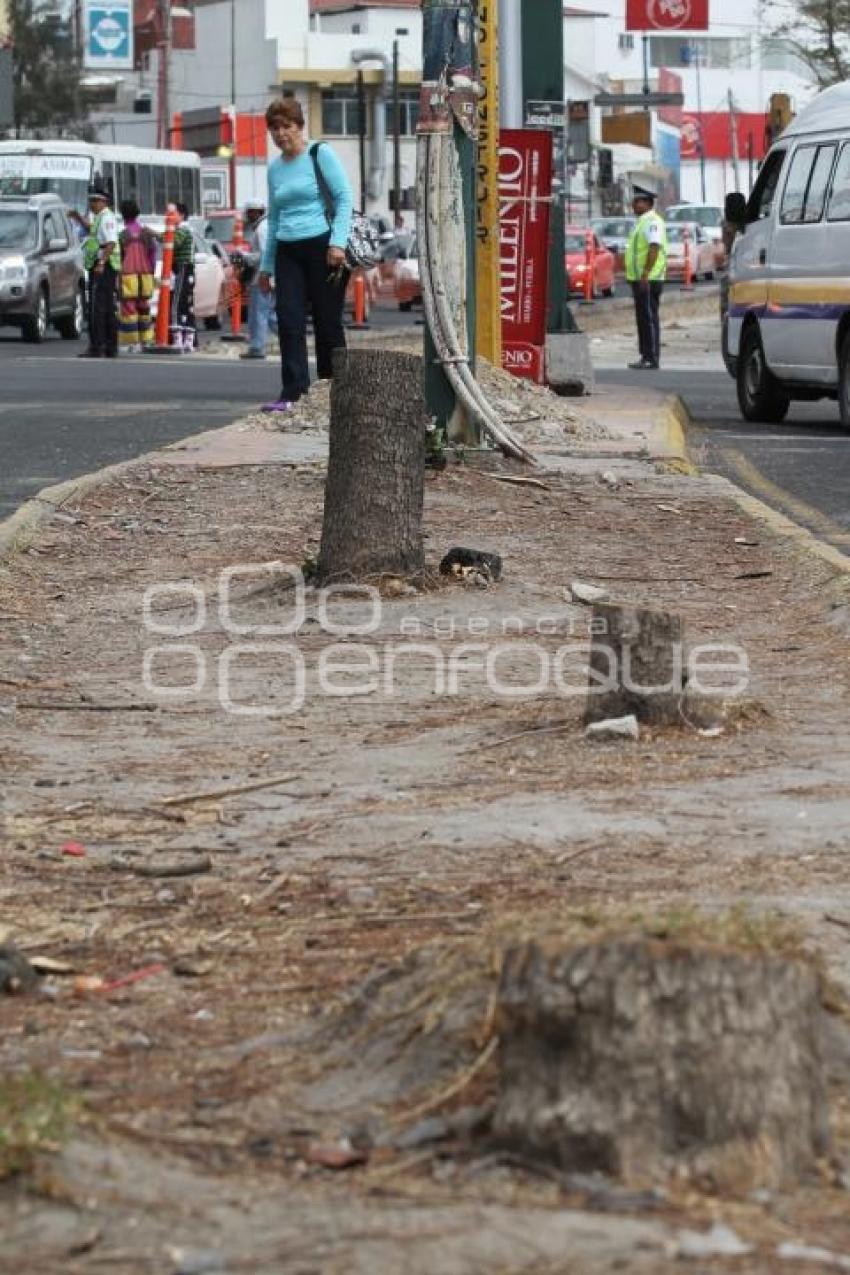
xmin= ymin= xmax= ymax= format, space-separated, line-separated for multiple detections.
xmin=626 ymin=0 xmax=709 ymax=31
xmin=680 ymin=111 xmax=769 ymax=160
xmin=498 ymin=129 xmax=553 ymax=384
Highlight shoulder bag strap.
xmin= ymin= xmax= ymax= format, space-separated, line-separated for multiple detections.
xmin=309 ymin=142 xmax=335 ymax=229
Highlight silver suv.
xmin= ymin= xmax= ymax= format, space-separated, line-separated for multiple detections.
xmin=0 ymin=194 xmax=86 ymax=342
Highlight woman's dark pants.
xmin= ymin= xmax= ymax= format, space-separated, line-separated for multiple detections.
xmin=274 ymin=232 xmax=347 ymax=402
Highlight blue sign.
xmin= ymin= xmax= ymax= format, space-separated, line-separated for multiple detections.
xmin=85 ymin=3 xmax=133 ymax=70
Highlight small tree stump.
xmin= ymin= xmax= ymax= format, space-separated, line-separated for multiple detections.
xmin=493 ymin=940 xmax=830 ymax=1189
xmin=317 ymin=349 xmax=427 ymax=581
xmin=584 ymin=602 xmax=684 ymax=726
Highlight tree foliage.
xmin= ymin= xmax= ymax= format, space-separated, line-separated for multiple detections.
xmin=9 ymin=0 xmax=90 ymax=136
xmin=766 ymin=0 xmax=850 ymax=88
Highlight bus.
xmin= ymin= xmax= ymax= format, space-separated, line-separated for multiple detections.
xmin=0 ymin=140 xmax=201 ymax=217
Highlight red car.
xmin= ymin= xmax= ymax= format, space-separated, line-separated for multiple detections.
xmin=565 ymin=227 xmax=616 ymax=298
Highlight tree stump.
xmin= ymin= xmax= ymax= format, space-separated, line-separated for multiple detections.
xmin=584 ymin=602 xmax=684 ymax=726
xmin=316 ymin=349 xmax=427 ymax=581
xmin=493 ymin=940 xmax=830 ymax=1189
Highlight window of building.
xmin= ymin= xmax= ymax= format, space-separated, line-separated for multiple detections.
xmin=760 ymin=38 xmax=807 ymax=74
xmin=649 ymin=36 xmax=751 ymax=69
xmin=780 ymin=144 xmax=836 ymax=224
xmin=321 ymin=89 xmax=366 ymax=137
xmin=384 ymin=91 xmax=419 ymax=137
xmin=618 ymin=32 xmax=634 ymax=51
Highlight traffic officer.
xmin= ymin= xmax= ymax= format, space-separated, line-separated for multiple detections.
xmin=624 ymin=189 xmax=667 ymax=370
xmin=71 ymin=184 xmax=120 ymax=358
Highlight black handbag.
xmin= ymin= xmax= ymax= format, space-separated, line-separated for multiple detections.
xmin=309 ymin=142 xmax=381 ymax=271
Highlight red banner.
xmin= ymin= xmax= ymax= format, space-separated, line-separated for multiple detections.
xmin=626 ymin=0 xmax=709 ymax=31
xmin=498 ymin=129 xmax=553 ymax=385
xmin=680 ymin=111 xmax=770 ymax=160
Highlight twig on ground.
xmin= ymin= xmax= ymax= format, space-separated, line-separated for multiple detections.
xmin=392 ymin=1035 xmax=499 ymax=1126
xmin=477 ymin=721 xmax=573 ymax=752
xmin=161 ymin=772 xmax=299 ymax=806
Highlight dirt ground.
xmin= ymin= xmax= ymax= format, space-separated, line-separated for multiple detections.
xmin=2 ymin=316 xmax=850 ymax=1273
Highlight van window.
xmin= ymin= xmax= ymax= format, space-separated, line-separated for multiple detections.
xmin=746 ymin=148 xmax=786 ymax=222
xmin=780 ymin=143 xmax=837 ymax=224
xmin=827 ymin=143 xmax=850 ymax=222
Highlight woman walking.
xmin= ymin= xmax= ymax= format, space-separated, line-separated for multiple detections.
xmin=118 ymin=199 xmax=157 ymax=353
xmin=257 ymin=96 xmax=353 ymax=414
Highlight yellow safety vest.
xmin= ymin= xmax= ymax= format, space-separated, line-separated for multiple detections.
xmin=83 ymin=209 xmax=120 ymax=272
xmin=625 ymin=210 xmax=667 ymax=282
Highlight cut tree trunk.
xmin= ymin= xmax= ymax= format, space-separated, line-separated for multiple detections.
xmin=493 ymin=939 xmax=830 ymax=1190
xmin=584 ymin=602 xmax=684 ymax=726
xmin=317 ymin=349 xmax=427 ymax=581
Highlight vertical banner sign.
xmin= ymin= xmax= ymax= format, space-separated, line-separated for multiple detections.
xmin=498 ymin=128 xmax=553 ymax=384
xmin=84 ymin=0 xmax=133 ymax=70
xmin=475 ymin=0 xmax=502 ymax=366
xmin=625 ymin=0 xmax=709 ymax=29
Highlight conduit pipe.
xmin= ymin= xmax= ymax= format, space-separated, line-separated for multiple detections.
xmin=350 ymin=48 xmax=389 ymax=200
xmin=417 ymin=129 xmax=534 ymax=463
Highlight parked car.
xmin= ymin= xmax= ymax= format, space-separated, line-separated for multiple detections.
xmin=0 ymin=193 xmax=85 ymax=342
xmin=393 ymin=233 xmax=421 ymax=310
xmin=665 ymin=221 xmax=716 ymax=281
xmin=590 ymin=215 xmax=635 ymax=270
xmin=666 ymin=203 xmax=726 ymax=268
xmin=565 ymin=227 xmax=615 ymax=297
xmin=143 ymin=218 xmax=235 ymax=329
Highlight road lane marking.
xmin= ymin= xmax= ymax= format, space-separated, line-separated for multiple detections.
xmin=716 ymin=444 xmax=850 ymax=547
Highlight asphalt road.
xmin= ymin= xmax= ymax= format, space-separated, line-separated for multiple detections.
xmin=4 ymin=306 xmax=850 ymax=561
xmin=0 ymin=330 xmax=287 ymax=520
xmin=597 ymin=364 xmax=850 ymax=554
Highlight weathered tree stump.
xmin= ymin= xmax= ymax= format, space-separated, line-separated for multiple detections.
xmin=584 ymin=602 xmax=685 ymax=726
xmin=493 ymin=940 xmax=830 ymax=1189
xmin=317 ymin=349 xmax=427 ymax=581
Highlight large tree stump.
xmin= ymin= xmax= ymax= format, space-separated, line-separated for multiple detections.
xmin=493 ymin=940 xmax=830 ymax=1189
xmin=317 ymin=349 xmax=427 ymax=581
xmin=584 ymin=602 xmax=685 ymax=726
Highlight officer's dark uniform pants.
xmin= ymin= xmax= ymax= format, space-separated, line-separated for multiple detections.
xmin=630 ymin=280 xmax=664 ymax=365
xmin=89 ymin=264 xmax=118 ymax=356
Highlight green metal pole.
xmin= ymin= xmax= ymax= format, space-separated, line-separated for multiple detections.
xmin=420 ymin=0 xmax=479 ymax=441
xmin=521 ymin=0 xmax=577 ymax=334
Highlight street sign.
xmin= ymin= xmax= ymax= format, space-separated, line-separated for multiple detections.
xmin=525 ymin=100 xmax=566 ymax=129
xmin=594 ymin=91 xmax=685 ymax=108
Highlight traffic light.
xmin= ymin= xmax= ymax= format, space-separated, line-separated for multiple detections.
xmin=767 ymin=93 xmax=793 ymax=142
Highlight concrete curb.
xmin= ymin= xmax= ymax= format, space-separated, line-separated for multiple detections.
xmin=672 ymin=394 xmax=850 ymax=581
xmin=648 ymin=395 xmax=698 ymax=473
xmin=0 ymin=455 xmax=151 ymax=563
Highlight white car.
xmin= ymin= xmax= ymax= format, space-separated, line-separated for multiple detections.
xmin=141 ymin=218 xmax=234 ymax=328
xmin=667 ymin=203 xmax=725 ymax=268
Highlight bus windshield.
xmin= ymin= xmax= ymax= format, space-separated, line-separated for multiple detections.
xmin=0 ymin=153 xmax=92 ymax=209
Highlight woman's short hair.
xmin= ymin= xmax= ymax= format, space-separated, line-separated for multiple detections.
xmin=265 ymin=96 xmax=304 ymax=130
xmin=120 ymin=197 xmax=140 ymax=221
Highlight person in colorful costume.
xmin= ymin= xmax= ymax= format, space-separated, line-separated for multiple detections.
xmin=118 ymin=198 xmax=157 ymax=354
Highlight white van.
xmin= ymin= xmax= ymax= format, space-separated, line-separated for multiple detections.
xmin=722 ymin=81 xmax=850 ymax=427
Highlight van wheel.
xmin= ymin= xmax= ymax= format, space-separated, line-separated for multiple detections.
xmin=839 ymin=332 xmax=850 ymax=431
xmin=737 ymin=325 xmax=789 ymax=423
xmin=22 ymin=288 xmax=49 ymax=343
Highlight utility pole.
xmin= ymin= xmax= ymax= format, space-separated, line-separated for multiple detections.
xmin=475 ymin=0 xmax=501 ymax=366
xmin=727 ymin=87 xmax=740 ymax=193
xmin=392 ymin=39 xmax=401 ymax=224
xmin=229 ymin=0 xmax=236 ymax=201
xmin=521 ymin=0 xmax=574 ymax=333
xmin=156 ymin=0 xmax=172 ymax=150
xmin=693 ymin=41 xmax=706 ymax=202
xmin=419 ymin=0 xmax=479 ymax=440
xmin=357 ymin=70 xmax=367 ymax=208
